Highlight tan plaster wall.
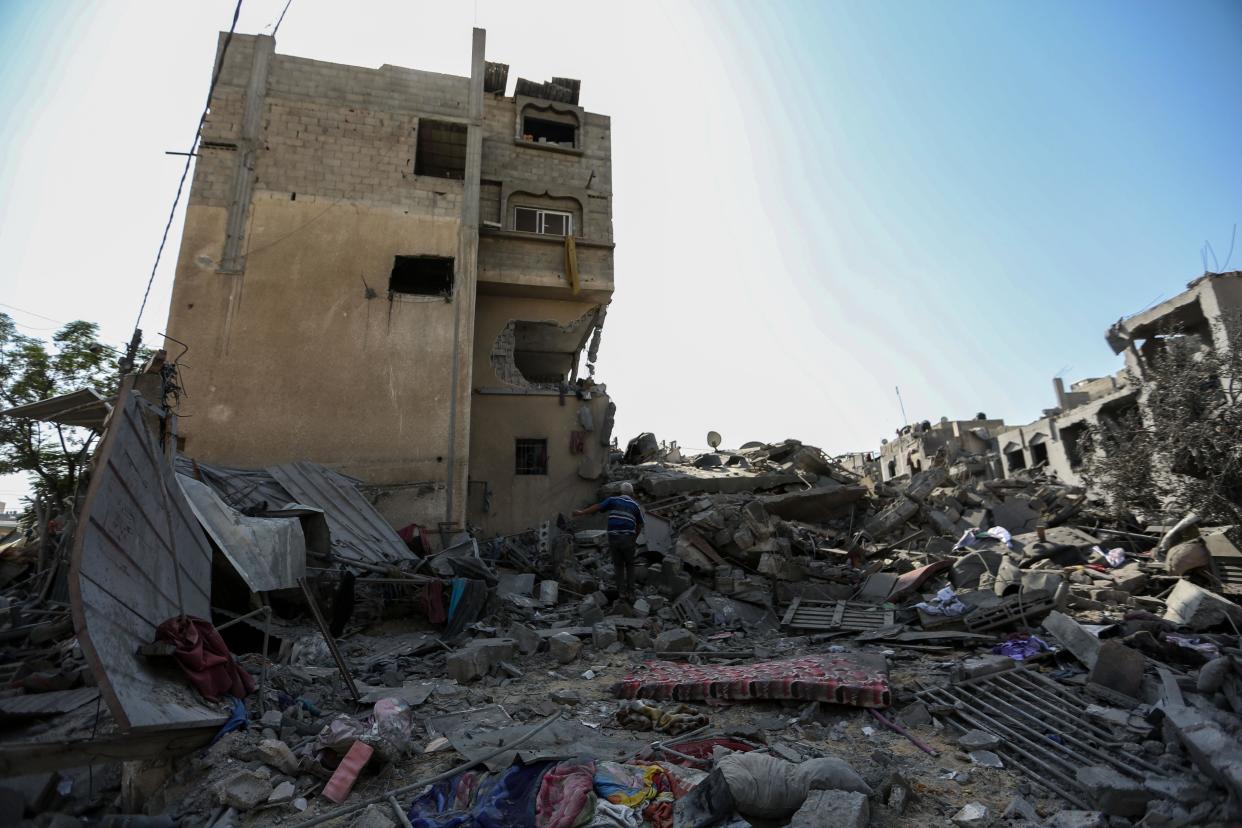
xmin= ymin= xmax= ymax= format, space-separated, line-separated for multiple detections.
xmin=467 ymin=294 xmax=610 ymax=534
xmin=165 ymin=193 xmax=465 ymax=526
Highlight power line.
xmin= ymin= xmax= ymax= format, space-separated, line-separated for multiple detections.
xmin=131 ymin=0 xmax=244 ymax=338
xmin=271 ymin=0 xmax=294 ymax=35
xmin=0 ymin=302 xmax=64 ymax=324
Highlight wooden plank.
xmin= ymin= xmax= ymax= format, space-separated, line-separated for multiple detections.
xmin=0 ymin=688 xmax=99 ymax=718
xmin=831 ymin=601 xmax=846 ymax=627
xmin=0 ymin=726 xmax=217 ymax=777
xmin=69 ymin=382 xmax=225 ymax=733
xmin=781 ymin=597 xmax=802 ymax=628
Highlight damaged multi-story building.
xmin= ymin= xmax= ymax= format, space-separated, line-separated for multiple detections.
xmin=874 ymin=271 xmax=1242 ymax=489
xmin=165 ymin=29 xmax=616 ymax=537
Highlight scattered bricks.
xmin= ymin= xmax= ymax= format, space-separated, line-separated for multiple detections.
xmin=957 ymin=729 xmax=1001 ymax=751
xmin=352 ymin=803 xmax=396 ymax=828
xmin=256 ymin=738 xmax=300 ymax=775
xmin=216 ymin=768 xmax=273 ymax=811
xmin=789 ymin=790 xmax=868 ymax=828
xmin=592 ymin=621 xmax=618 ymax=649
xmin=549 ymin=632 xmax=583 ymax=664
xmin=655 ymin=627 xmax=697 ymax=653
xmin=1110 ymin=562 xmax=1148 ymax=593
xmin=1088 ymin=641 xmax=1145 ymax=700
xmin=323 ymin=740 xmax=373 ymax=804
xmin=1074 ymin=765 xmax=1152 ymax=817
xmin=1163 ymin=705 xmax=1242 ymax=800
xmin=951 ymin=655 xmax=1014 ymax=682
xmin=510 ymin=622 xmax=541 ymax=656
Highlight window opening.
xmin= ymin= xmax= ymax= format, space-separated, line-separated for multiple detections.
xmin=522 ymin=116 xmax=575 ymax=147
xmin=1061 ymin=423 xmax=1087 ymax=469
xmin=390 ymin=256 xmax=454 ymax=297
xmin=1030 ymin=442 xmax=1049 ymax=466
xmin=1006 ymin=449 xmax=1027 ymax=472
xmin=415 ymin=119 xmax=467 ymax=179
xmin=515 ymin=439 xmax=548 ymax=475
xmin=514 ymin=206 xmax=572 ymax=236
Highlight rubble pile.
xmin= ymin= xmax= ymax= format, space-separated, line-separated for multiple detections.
xmin=1 ymin=425 xmax=1241 ymax=828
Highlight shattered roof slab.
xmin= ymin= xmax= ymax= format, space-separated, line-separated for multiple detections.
xmin=0 ymin=388 xmax=111 ymax=429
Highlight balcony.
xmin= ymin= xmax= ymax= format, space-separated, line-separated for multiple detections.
xmin=477 ymin=228 xmax=613 ymax=303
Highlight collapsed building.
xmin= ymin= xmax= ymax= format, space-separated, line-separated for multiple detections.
xmin=877 ymin=271 xmax=1242 ymax=491
xmin=165 ymin=29 xmax=615 ymax=539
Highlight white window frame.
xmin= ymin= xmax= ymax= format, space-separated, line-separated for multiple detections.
xmin=514 ymin=206 xmax=573 ymax=236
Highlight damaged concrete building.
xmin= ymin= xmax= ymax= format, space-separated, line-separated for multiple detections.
xmin=165 ymin=30 xmax=615 ymax=538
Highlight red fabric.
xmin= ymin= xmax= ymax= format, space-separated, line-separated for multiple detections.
xmin=155 ymin=615 xmax=255 ymax=701
xmin=421 ymin=579 xmax=446 ymax=624
xmin=610 ymin=653 xmax=890 ymax=708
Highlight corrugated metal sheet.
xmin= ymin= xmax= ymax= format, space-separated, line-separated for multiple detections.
xmin=266 ymin=462 xmax=415 ymax=569
xmin=69 ymin=384 xmax=225 ymax=732
xmin=0 ymin=388 xmax=110 ymax=429
xmin=177 ymin=475 xmax=307 ymax=592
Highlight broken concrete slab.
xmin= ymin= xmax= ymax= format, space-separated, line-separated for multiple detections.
xmin=549 ymin=632 xmax=583 ymax=664
xmin=1087 ymin=640 xmax=1145 ymax=700
xmin=1043 ymin=610 xmax=1102 ymax=668
xmin=1074 ymin=765 xmax=1152 ymax=817
xmin=789 ymin=789 xmax=868 ymax=828
xmin=759 ymin=483 xmax=866 ymax=522
xmin=1163 ymin=579 xmax=1242 ymax=630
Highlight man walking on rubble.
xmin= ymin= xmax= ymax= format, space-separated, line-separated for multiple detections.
xmin=573 ymin=482 xmax=644 ymax=599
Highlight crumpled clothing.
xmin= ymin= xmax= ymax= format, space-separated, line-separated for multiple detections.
xmin=421 ymin=579 xmax=447 ymax=624
xmin=953 ymin=526 xmax=1013 ymax=551
xmin=155 ymin=615 xmax=255 ymax=701
xmin=537 ymin=760 xmax=596 ymax=828
xmin=409 ymin=761 xmax=552 ymax=828
xmin=992 ymin=635 xmax=1050 ymax=661
xmin=593 ymin=763 xmax=673 ymax=810
xmin=1165 ymin=634 xmax=1221 ymax=658
xmin=587 ymin=799 xmax=642 ymax=827
xmin=1092 ymin=545 xmax=1127 ymax=567
xmin=914 ymin=585 xmax=970 ymax=617
xmin=616 ymin=700 xmax=708 ymax=735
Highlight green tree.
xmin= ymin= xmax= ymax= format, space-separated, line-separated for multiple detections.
xmin=0 ymin=313 xmax=119 ymax=539
xmin=1083 ymin=314 xmax=1242 ymax=525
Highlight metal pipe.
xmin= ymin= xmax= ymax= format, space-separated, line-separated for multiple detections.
xmin=868 ymin=708 xmax=938 ymax=756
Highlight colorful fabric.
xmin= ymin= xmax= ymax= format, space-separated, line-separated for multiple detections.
xmin=611 ymin=653 xmax=890 ymax=707
xmin=155 ymin=615 xmax=255 ymax=701
xmin=536 ymin=760 xmax=596 ymax=828
xmin=408 ymin=761 xmax=552 ymax=828
xmin=593 ymin=763 xmax=672 ymax=809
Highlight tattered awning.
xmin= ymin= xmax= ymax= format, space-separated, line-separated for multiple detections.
xmin=176 ymin=458 xmax=416 ymax=572
xmin=0 ymin=388 xmax=110 ymax=429
xmin=177 ymin=475 xmax=310 ymax=592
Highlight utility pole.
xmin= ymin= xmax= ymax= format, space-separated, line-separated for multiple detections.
xmin=895 ymin=385 xmax=908 ymax=427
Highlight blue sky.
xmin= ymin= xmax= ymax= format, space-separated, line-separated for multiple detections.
xmin=0 ymin=1 xmax=1239 ymax=501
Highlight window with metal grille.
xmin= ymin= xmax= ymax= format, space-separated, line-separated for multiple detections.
xmin=514 ymin=206 xmax=572 ymax=236
xmin=515 ymin=438 xmax=548 ymax=475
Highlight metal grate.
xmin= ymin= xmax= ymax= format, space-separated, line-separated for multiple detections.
xmin=781 ymin=598 xmax=895 ymax=632
xmin=915 ymin=667 xmax=1175 ymax=807
xmin=515 ymin=439 xmax=548 ymax=475
xmin=963 ymin=590 xmax=1057 ymax=632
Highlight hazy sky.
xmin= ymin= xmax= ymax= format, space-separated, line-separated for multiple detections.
xmin=1 ymin=0 xmax=1240 ymax=503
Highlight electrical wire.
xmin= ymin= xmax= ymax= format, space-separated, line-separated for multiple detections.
xmin=131 ymin=0 xmax=244 ymax=338
xmin=271 ymin=0 xmax=294 ymax=35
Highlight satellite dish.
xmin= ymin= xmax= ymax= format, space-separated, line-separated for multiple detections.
xmin=706 ymin=431 xmax=722 ymax=450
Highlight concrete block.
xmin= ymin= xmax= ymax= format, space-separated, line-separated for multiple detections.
xmin=216 ymin=768 xmax=272 ymax=811
xmin=789 ymin=789 xmax=868 ymax=828
xmin=1043 ymin=610 xmax=1101 ymax=668
xmin=592 ymin=621 xmax=618 ymax=649
xmin=445 ymin=638 xmax=515 ymax=683
xmin=655 ymin=627 xmax=697 ymax=653
xmin=1163 ymin=579 xmax=1242 ymax=630
xmin=950 ymin=802 xmax=989 ymax=825
xmin=509 ymin=622 xmax=541 ymax=655
xmin=1074 ymin=765 xmax=1152 ymax=817
xmin=256 ymin=738 xmax=299 ymax=774
xmin=1088 ymin=641 xmax=1145 ymax=699
xmin=952 ymin=655 xmax=1014 ymax=682
xmin=549 ymin=631 xmax=583 ymax=664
